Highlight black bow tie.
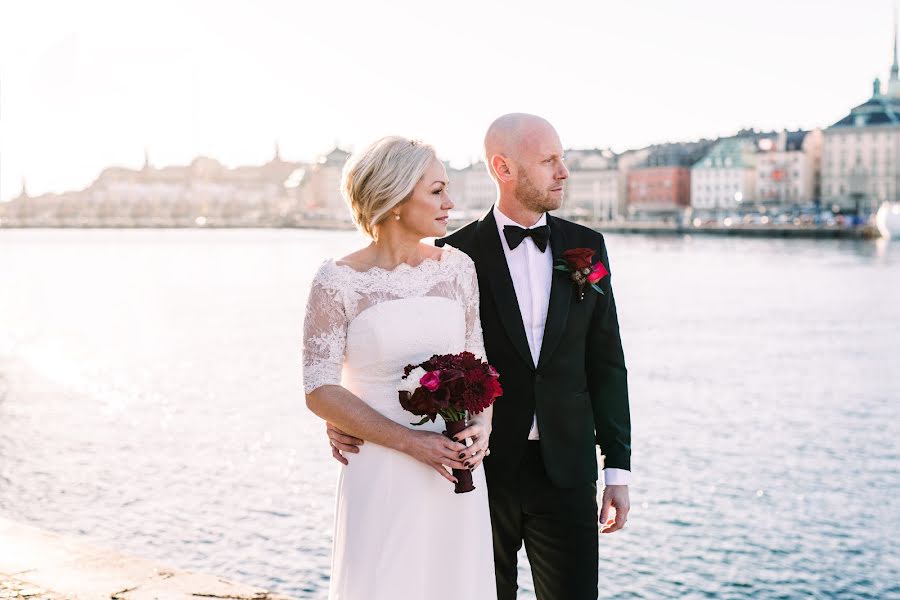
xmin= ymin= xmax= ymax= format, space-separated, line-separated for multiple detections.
xmin=503 ymin=224 xmax=550 ymax=252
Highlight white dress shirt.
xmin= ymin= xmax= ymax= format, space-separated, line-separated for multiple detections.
xmin=492 ymin=204 xmax=631 ymax=487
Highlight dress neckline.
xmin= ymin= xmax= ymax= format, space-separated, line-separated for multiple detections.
xmin=331 ymin=246 xmax=453 ymax=275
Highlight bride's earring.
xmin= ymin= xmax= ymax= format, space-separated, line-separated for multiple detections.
xmin=395 ymin=214 xmax=400 ymax=221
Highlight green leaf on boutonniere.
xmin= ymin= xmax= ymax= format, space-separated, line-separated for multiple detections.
xmin=591 ymin=283 xmax=605 ymax=295
xmin=554 ymin=265 xmax=570 ymax=272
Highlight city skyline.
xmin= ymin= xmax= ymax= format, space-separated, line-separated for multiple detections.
xmin=1 ymin=0 xmax=898 ymax=202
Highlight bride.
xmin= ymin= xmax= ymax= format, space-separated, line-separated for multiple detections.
xmin=302 ymin=136 xmax=497 ymax=599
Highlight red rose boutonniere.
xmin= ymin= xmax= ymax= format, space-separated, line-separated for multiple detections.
xmin=555 ymin=247 xmax=609 ymax=302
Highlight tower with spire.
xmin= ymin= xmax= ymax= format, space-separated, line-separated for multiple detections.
xmin=888 ymin=0 xmax=900 ymax=96
xmin=17 ymin=176 xmax=29 ymax=201
xmin=821 ymin=3 xmax=900 ymax=214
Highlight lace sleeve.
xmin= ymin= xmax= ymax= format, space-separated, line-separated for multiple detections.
xmin=459 ymin=254 xmax=486 ymax=360
xmin=302 ymin=263 xmax=347 ymax=394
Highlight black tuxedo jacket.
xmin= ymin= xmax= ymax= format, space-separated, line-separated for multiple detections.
xmin=436 ymin=209 xmax=630 ymax=488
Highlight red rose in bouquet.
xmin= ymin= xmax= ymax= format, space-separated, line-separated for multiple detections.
xmin=398 ymin=351 xmax=502 ymax=493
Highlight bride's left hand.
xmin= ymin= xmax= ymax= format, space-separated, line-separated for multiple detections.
xmin=450 ymin=418 xmax=492 ymax=471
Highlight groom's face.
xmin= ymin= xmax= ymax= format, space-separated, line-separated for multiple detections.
xmin=511 ymin=125 xmax=569 ymax=213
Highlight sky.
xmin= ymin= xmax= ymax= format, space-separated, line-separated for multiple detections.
xmin=0 ymin=0 xmax=897 ymax=201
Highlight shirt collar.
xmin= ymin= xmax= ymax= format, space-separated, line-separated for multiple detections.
xmin=492 ymin=204 xmax=548 ymax=245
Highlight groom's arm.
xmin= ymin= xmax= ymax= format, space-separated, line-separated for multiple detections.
xmin=585 ymin=234 xmax=631 ymax=475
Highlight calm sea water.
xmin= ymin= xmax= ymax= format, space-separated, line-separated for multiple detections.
xmin=1 ymin=228 xmax=898 ymax=599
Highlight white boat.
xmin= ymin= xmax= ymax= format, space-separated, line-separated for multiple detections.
xmin=875 ymin=201 xmax=900 ymax=238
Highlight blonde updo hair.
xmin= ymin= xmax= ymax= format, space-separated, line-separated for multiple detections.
xmin=340 ymin=136 xmax=437 ymax=239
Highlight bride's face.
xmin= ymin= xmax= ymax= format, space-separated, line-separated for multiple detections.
xmin=397 ymin=158 xmax=454 ymax=238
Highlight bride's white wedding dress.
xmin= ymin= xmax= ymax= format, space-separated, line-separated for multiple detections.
xmin=302 ymin=246 xmax=497 ymax=600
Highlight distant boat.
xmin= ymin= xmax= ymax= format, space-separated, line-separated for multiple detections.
xmin=875 ymin=201 xmax=900 ymax=239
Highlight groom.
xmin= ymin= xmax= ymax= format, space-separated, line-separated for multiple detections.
xmin=329 ymin=113 xmax=631 ymax=599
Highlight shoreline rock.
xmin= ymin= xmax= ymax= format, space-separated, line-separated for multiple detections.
xmin=0 ymin=516 xmax=295 ymax=600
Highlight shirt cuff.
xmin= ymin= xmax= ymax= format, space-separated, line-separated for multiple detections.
xmin=602 ymin=468 xmax=631 ymax=486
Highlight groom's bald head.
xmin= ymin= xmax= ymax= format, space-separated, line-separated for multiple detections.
xmin=483 ymin=113 xmax=568 ymax=216
xmin=484 ymin=113 xmax=557 ymax=169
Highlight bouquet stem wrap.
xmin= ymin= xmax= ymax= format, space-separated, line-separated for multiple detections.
xmin=444 ymin=418 xmax=475 ymax=494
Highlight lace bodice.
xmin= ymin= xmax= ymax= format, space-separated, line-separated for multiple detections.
xmin=302 ymin=246 xmax=486 ymax=395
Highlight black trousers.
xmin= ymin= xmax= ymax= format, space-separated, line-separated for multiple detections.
xmin=487 ymin=441 xmax=600 ymax=600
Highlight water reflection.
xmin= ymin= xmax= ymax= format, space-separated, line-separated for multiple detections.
xmin=0 ymin=229 xmax=897 ymax=599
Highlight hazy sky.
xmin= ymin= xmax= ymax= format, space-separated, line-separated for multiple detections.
xmin=1 ymin=0 xmax=897 ymax=201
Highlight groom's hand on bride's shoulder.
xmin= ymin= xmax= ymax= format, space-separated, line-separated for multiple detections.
xmin=599 ymin=485 xmax=630 ymax=534
xmin=326 ymin=422 xmax=364 ymax=465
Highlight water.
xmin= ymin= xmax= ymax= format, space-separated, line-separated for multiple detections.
xmin=1 ymin=228 xmax=898 ymax=599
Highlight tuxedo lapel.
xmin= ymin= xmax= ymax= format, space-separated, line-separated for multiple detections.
xmin=475 ymin=210 xmax=536 ymax=370
xmin=537 ymin=214 xmax=572 ymax=370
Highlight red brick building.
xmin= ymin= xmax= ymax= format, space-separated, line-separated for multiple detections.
xmin=627 ymin=167 xmax=692 ymax=211
xmin=626 ymin=141 xmax=713 ymax=218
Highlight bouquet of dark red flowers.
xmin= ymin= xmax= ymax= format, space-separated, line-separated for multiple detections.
xmin=398 ymin=351 xmax=502 ymax=493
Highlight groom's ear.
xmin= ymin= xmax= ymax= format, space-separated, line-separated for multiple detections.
xmin=491 ymin=154 xmax=513 ymax=183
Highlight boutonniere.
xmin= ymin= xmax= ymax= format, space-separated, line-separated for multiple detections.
xmin=554 ymin=248 xmax=609 ymax=302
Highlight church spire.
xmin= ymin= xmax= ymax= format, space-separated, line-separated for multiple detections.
xmin=17 ymin=176 xmax=28 ymax=200
xmin=142 ymin=147 xmax=152 ymax=171
xmin=892 ymin=0 xmax=899 ymax=81
xmin=273 ymin=140 xmax=282 ymax=162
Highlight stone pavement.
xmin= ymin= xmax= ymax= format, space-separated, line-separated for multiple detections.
xmin=0 ymin=574 xmax=65 ymax=600
xmin=0 ymin=517 xmax=293 ymax=600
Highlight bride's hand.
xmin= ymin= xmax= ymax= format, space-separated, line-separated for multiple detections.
xmin=403 ymin=430 xmax=468 ymax=485
xmin=326 ymin=422 xmax=364 ymax=465
xmin=450 ymin=418 xmax=492 ymax=472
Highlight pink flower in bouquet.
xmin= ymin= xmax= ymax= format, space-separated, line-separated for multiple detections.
xmin=420 ymin=370 xmax=442 ymax=392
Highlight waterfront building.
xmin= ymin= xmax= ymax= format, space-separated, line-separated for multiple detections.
xmin=557 ymin=148 xmax=620 ymax=222
xmin=446 ymin=160 xmax=496 ymax=218
xmin=691 ymin=136 xmax=762 ymax=215
xmin=755 ymin=130 xmax=823 ymax=207
xmin=0 ymin=145 xmax=306 ymax=226
xmin=627 ymin=141 xmax=712 ymax=219
xmin=821 ymin=20 xmax=900 ymax=214
xmin=294 ymin=147 xmax=351 ymax=220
